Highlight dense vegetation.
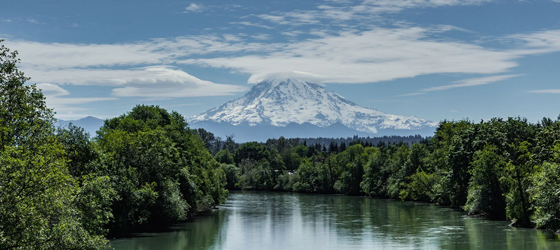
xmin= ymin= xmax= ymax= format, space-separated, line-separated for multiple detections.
xmin=0 ymin=41 xmax=227 ymax=249
xmin=3 ymin=39 xmax=560 ymax=249
xmin=293 ymin=135 xmax=427 ymax=149
xmin=216 ymin=118 xmax=560 ymax=233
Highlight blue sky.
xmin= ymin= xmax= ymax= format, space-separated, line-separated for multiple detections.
xmin=1 ymin=0 xmax=560 ymax=123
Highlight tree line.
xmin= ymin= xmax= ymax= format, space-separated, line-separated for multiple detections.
xmin=0 ymin=41 xmax=228 ymax=249
xmin=214 ymin=117 xmax=560 ymax=233
xmin=294 ymin=134 xmax=427 ymax=148
xmin=194 ymin=129 xmax=427 ymax=156
xmin=3 ymin=39 xmax=560 ymax=249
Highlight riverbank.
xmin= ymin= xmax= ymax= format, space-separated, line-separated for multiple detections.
xmin=111 ymin=191 xmax=560 ymax=250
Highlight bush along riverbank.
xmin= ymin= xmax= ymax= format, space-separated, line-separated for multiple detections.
xmin=213 ymin=117 xmax=560 ymax=233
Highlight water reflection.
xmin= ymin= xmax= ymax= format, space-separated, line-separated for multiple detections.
xmin=112 ymin=191 xmax=560 ymax=250
xmin=111 ymin=209 xmax=227 ymax=250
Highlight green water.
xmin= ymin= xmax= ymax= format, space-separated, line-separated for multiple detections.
xmin=111 ymin=191 xmax=560 ymax=250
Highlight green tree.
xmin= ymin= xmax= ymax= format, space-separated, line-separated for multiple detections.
xmin=56 ymin=124 xmax=116 ymax=237
xmin=282 ymin=150 xmax=301 ymax=171
xmin=56 ymin=124 xmax=98 ymax=178
xmin=220 ymin=163 xmax=240 ymax=189
xmin=294 ymin=145 xmax=309 ymax=158
xmin=293 ymin=159 xmax=332 ymax=193
xmin=400 ymin=169 xmax=438 ymax=201
xmin=215 ymin=149 xmax=234 ymax=164
xmin=234 ymin=142 xmax=270 ymax=165
xmin=530 ymin=162 xmax=560 ymax=232
xmin=0 ymin=40 xmax=108 ymax=249
xmin=504 ymin=141 xmax=535 ymax=227
xmin=196 ymin=128 xmax=217 ymax=154
xmin=361 ymin=147 xmax=389 ymax=197
xmin=96 ymin=105 xmax=227 ymax=234
xmin=464 ymin=145 xmax=507 ymax=220
xmin=333 ymin=144 xmax=366 ymax=195
xmin=442 ymin=121 xmax=477 ymax=206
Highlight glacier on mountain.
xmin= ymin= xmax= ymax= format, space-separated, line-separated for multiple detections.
xmin=190 ymin=78 xmax=438 ymax=134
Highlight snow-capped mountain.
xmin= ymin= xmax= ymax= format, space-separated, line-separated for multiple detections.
xmin=190 ymin=78 xmax=437 ymax=141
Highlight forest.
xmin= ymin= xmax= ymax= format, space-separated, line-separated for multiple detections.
xmin=2 ymin=40 xmax=560 ymax=249
xmin=208 ymin=115 xmax=560 ymax=232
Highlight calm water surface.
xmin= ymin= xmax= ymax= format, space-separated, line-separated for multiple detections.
xmin=111 ymin=191 xmax=560 ymax=250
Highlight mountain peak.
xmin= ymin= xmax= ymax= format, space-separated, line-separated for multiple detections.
xmin=255 ymin=78 xmax=323 ymax=90
xmin=191 ymin=79 xmax=437 ymax=137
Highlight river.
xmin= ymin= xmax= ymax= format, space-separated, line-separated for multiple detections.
xmin=111 ymin=191 xmax=560 ymax=250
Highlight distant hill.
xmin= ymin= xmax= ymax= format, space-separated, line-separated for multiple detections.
xmin=56 ymin=116 xmax=104 ymax=137
xmin=190 ymin=78 xmax=437 ymax=142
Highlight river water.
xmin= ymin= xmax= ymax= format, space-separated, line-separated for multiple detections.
xmin=111 ymin=191 xmax=560 ymax=250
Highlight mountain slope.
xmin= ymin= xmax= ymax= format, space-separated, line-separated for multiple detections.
xmin=190 ymin=78 xmax=437 ymax=141
xmin=56 ymin=116 xmax=104 ymax=137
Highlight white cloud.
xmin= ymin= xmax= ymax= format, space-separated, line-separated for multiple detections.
xmin=281 ymin=31 xmax=304 ymax=37
xmin=35 ymin=83 xmax=116 ymax=115
xmin=326 ymin=0 xmax=353 ymax=3
xmin=509 ymin=29 xmax=560 ymax=54
xmin=361 ymin=0 xmax=492 ymax=10
xmin=254 ymin=0 xmax=495 ymax=26
xmin=4 ymin=36 xmax=279 ymax=70
xmin=223 ymin=34 xmax=242 ymax=42
xmin=529 ymin=89 xmax=560 ymax=94
xmin=37 ymin=83 xmax=70 ymax=96
xmin=32 ymin=68 xmax=247 ymax=116
xmin=3 ymin=19 xmax=12 ymax=23
xmin=30 ymin=67 xmax=248 ymax=97
xmin=1 ymin=37 xmax=251 ymax=118
xmin=184 ymin=3 xmax=204 ymax=13
xmin=422 ymin=74 xmax=522 ymax=92
xmin=27 ymin=18 xmax=40 ymax=24
xmin=256 ymin=11 xmax=324 ymax=26
xmin=397 ymin=92 xmax=426 ymax=97
xmin=5 ymin=24 xmax=560 ymax=108
xmin=7 ymin=0 xmax=559 ymax=120
xmin=257 ymin=14 xmax=288 ymax=24
xmin=251 ymin=34 xmax=270 ymax=40
xmin=450 ymin=110 xmax=458 ymax=113
xmin=109 ymin=67 xmax=248 ymax=98
xmin=396 ymin=74 xmax=521 ymax=97
xmin=181 ymin=27 xmax=522 ymax=84
xmin=230 ymin=22 xmax=274 ymax=30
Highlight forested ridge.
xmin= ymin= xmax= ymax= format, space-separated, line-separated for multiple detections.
xmin=3 ymin=40 xmax=560 ymax=249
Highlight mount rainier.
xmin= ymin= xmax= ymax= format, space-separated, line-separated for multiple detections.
xmin=190 ymin=78 xmax=438 ymax=142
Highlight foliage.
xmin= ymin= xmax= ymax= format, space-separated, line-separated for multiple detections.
xmin=215 ymin=149 xmax=234 ymax=164
xmin=504 ymin=141 xmax=535 ymax=227
xmin=399 ymin=169 xmax=438 ymax=202
xmin=530 ymin=162 xmax=560 ymax=232
xmin=7 ymin=38 xmax=560 ymax=242
xmin=220 ymin=163 xmax=240 ymax=189
xmin=361 ymin=147 xmax=389 ymax=197
xmin=0 ymin=40 xmax=108 ymax=249
xmin=95 ymin=105 xmax=228 ymax=234
xmin=332 ymin=144 xmax=366 ymax=195
xmin=221 ymin=115 xmax=560 ymax=230
xmin=293 ymin=159 xmax=332 ymax=193
xmin=464 ymin=145 xmax=507 ymax=219
xmin=234 ymin=142 xmax=270 ymax=165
